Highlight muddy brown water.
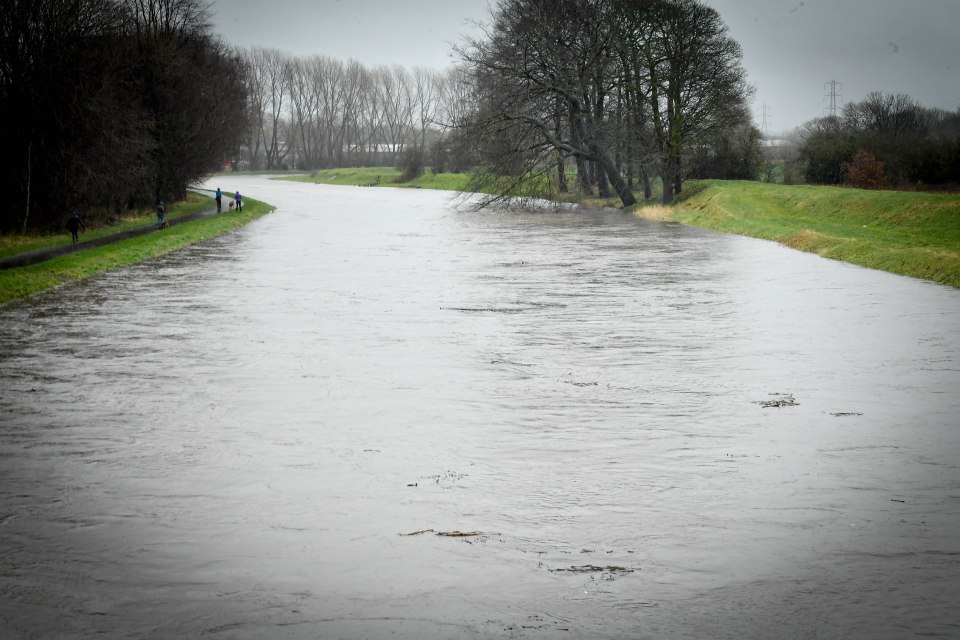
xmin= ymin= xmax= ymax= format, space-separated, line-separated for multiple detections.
xmin=1 ymin=177 xmax=958 ymax=639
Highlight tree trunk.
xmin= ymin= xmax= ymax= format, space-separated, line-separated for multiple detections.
xmin=594 ymin=84 xmax=610 ymax=198
xmin=661 ymin=159 xmax=674 ymax=205
xmin=554 ymin=105 xmax=568 ymax=193
xmin=570 ymin=104 xmax=591 ymax=194
xmin=591 ymin=139 xmax=635 ymax=207
xmin=597 ymin=164 xmax=611 ymax=198
xmin=22 ymin=142 xmax=32 ymax=234
xmin=576 ymin=158 xmax=590 ymax=193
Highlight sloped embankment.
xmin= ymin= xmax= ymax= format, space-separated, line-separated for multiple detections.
xmin=634 ymin=180 xmax=960 ymax=288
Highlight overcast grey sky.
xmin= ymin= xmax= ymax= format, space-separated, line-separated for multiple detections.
xmin=207 ymin=0 xmax=960 ymax=134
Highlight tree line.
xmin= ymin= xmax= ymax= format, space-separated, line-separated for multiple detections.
xmin=0 ymin=0 xmax=247 ymax=233
xmin=1 ymin=0 xmax=763 ymax=234
xmin=238 ymin=0 xmax=761 ymax=205
xmin=238 ymin=49 xmax=474 ymax=174
xmin=796 ymin=92 xmax=960 ymax=188
xmin=453 ymin=0 xmax=758 ymax=206
xmin=13 ymin=0 xmax=947 ymax=238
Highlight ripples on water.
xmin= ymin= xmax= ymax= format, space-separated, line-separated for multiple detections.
xmin=1 ymin=178 xmax=958 ymax=639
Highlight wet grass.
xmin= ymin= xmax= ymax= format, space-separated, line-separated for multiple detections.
xmin=632 ymin=180 xmax=960 ymax=288
xmin=0 ymin=197 xmax=274 ymax=305
xmin=0 ymin=193 xmax=215 ymax=260
xmin=281 ymin=167 xmax=473 ymax=191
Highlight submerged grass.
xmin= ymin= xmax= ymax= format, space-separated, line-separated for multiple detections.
xmin=243 ymin=169 xmax=960 ymax=289
xmin=281 ymin=167 xmax=474 ymax=192
xmin=0 ymin=197 xmax=273 ymax=305
xmin=633 ymin=180 xmax=960 ymax=288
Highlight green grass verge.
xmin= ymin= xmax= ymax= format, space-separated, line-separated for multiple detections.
xmin=632 ymin=180 xmax=960 ymax=288
xmin=280 ymin=167 xmax=473 ymax=192
xmin=0 ymin=197 xmax=273 ymax=305
xmin=0 ymin=193 xmax=216 ymax=260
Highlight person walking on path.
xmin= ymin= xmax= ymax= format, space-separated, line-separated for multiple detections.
xmin=215 ymin=187 xmax=222 ymax=212
xmin=234 ymin=191 xmax=242 ymax=212
xmin=65 ymin=211 xmax=85 ymax=244
xmin=157 ymin=200 xmax=166 ymax=229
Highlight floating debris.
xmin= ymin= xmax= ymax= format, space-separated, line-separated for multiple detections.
xmin=490 ymin=358 xmax=536 ymax=367
xmin=420 ymin=470 xmax=467 ymax=485
xmin=561 ymin=373 xmax=599 ymax=387
xmin=563 ymin=379 xmax=598 ymax=387
xmin=399 ymin=529 xmax=487 ymax=538
xmin=756 ymin=393 xmax=798 ymax=408
xmin=442 ymin=306 xmax=527 ymax=314
xmin=551 ymin=565 xmax=635 ymax=574
xmin=442 ymin=300 xmax=566 ymax=314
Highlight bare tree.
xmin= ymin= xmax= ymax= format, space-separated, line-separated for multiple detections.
xmin=239 ymin=51 xmax=452 ymax=172
xmin=453 ymin=0 xmax=751 ymax=207
xmin=626 ymin=0 xmax=751 ymax=202
xmin=336 ymin=60 xmax=366 ymax=166
xmin=456 ymin=0 xmax=638 ymax=206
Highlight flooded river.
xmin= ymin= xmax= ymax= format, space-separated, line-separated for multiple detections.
xmin=1 ymin=177 xmax=958 ymax=639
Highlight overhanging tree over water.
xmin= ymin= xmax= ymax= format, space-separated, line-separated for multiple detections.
xmin=455 ymin=0 xmax=753 ymax=206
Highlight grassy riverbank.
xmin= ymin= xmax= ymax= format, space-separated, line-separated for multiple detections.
xmin=0 ymin=195 xmax=273 ymax=305
xmin=634 ymin=180 xmax=960 ymax=288
xmin=0 ymin=194 xmax=214 ymax=261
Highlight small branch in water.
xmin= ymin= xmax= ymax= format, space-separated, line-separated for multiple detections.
xmin=436 ymin=531 xmax=483 ymax=537
xmin=562 ymin=379 xmax=598 ymax=387
xmin=756 ymin=393 xmax=798 ymax=408
xmin=399 ymin=529 xmax=490 ymax=538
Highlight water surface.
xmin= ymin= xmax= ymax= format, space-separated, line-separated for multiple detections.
xmin=1 ymin=177 xmax=958 ymax=638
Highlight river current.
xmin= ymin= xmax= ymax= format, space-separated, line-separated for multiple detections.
xmin=1 ymin=177 xmax=958 ymax=638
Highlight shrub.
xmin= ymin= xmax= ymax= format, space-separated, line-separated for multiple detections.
xmin=395 ymin=146 xmax=425 ymax=182
xmin=841 ymin=150 xmax=888 ymax=189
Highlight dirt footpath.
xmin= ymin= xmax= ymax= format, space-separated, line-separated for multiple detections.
xmin=0 ymin=203 xmax=219 ymax=270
